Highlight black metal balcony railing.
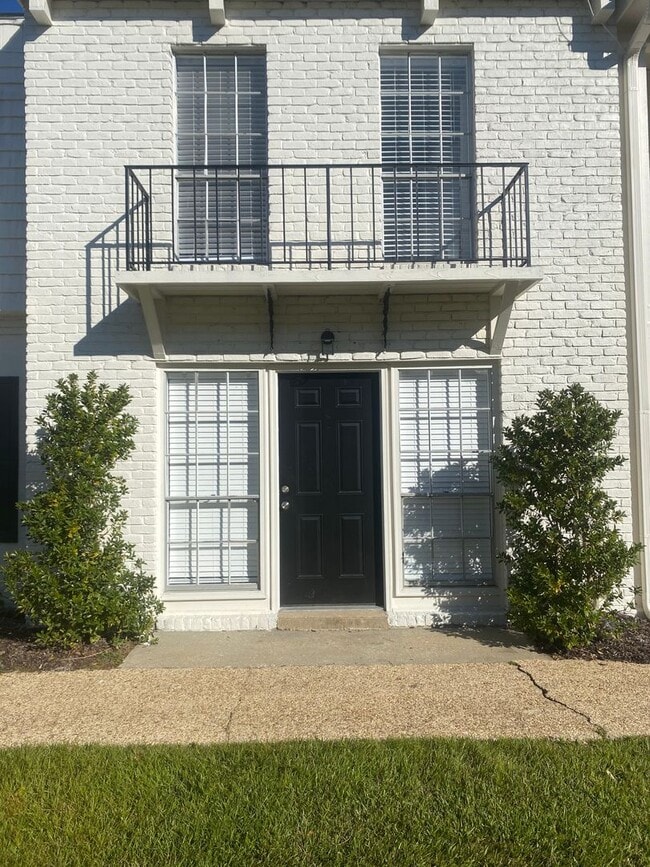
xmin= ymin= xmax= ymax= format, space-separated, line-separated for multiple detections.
xmin=125 ymin=162 xmax=531 ymax=271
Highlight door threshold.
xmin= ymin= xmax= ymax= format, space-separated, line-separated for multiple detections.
xmin=277 ymin=607 xmax=389 ymax=631
xmin=279 ymin=604 xmax=384 ymax=610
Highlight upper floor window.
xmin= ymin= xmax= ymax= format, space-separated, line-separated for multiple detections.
xmin=380 ymin=53 xmax=473 ymax=261
xmin=176 ymin=54 xmax=268 ymax=262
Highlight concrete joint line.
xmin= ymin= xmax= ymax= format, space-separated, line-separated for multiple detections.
xmin=514 ymin=663 xmax=608 ymax=739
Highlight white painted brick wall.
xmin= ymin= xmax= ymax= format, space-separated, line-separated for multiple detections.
xmin=21 ymin=1 xmax=634 ymax=613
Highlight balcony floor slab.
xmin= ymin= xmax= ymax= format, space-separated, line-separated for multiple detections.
xmin=116 ymin=264 xmax=542 ymax=300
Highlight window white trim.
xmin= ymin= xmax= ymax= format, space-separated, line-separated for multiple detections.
xmin=396 ymin=365 xmax=496 ymax=593
xmin=380 ymin=51 xmax=475 ymax=262
xmin=165 ymin=370 xmax=263 ymax=593
xmin=175 ymin=52 xmax=268 ymax=262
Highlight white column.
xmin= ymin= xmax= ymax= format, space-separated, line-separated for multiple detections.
xmin=621 ymin=43 xmax=650 ymax=617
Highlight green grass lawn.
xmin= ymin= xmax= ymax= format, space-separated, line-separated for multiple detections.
xmin=0 ymin=738 xmax=648 ymax=867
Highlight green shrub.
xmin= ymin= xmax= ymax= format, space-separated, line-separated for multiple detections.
xmin=493 ymin=384 xmax=641 ymax=651
xmin=2 ymin=372 xmax=163 ymax=647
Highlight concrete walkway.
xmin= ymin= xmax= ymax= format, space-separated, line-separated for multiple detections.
xmin=0 ymin=633 xmax=648 ymax=746
xmin=121 ymin=626 xmax=545 ymax=669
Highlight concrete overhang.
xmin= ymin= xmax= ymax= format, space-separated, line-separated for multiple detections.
xmin=116 ymin=266 xmax=540 ymax=300
xmin=21 ymin=0 xmax=226 ymax=26
xmin=22 ymin=0 xmax=52 ymax=25
xmin=614 ymin=0 xmax=650 ymax=25
xmin=590 ymin=0 xmax=616 ymax=24
xmin=598 ymin=0 xmax=650 ymax=56
xmin=621 ymin=0 xmax=650 ymax=57
xmin=115 ymin=265 xmax=543 ymax=360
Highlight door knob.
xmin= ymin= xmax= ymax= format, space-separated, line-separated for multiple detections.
xmin=281 ymin=500 xmax=290 ymax=511
xmin=281 ymin=485 xmax=290 ymax=493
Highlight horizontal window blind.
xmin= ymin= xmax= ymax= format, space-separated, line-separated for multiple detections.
xmin=381 ymin=54 xmax=472 ymax=261
xmin=167 ymin=372 xmax=260 ymax=589
xmin=176 ymin=54 xmax=268 ymax=262
xmin=398 ymin=368 xmax=493 ymax=587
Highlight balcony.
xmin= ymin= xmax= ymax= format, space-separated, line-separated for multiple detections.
xmin=124 ymin=162 xmax=532 ymax=272
xmin=118 ymin=162 xmax=541 ymax=361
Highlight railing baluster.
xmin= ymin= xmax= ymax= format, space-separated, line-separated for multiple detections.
xmin=521 ymin=175 xmax=525 ymax=265
xmin=480 ymin=166 xmax=486 ymax=262
xmin=487 ymin=169 xmax=493 ymax=264
xmin=438 ymin=166 xmax=444 ymax=261
xmin=281 ymin=166 xmax=287 ymax=265
xmin=136 ymin=175 xmax=141 ymax=270
xmin=236 ymin=165 xmax=243 ymax=264
xmin=520 ymin=174 xmax=525 ymax=265
xmin=349 ymin=166 xmax=354 ymax=265
xmin=171 ymin=167 xmax=176 ymax=264
xmin=326 ymin=166 xmax=332 ymax=270
xmin=508 ymin=185 xmax=517 ymax=265
xmin=512 ymin=178 xmax=519 ymax=268
xmin=192 ymin=166 xmax=198 ymax=262
xmin=131 ymin=172 xmax=135 ymax=269
xmin=468 ymin=166 xmax=477 ymax=263
xmin=303 ymin=167 xmax=309 ymax=264
xmin=501 ymin=166 xmax=508 ymax=267
xmin=214 ymin=167 xmax=220 ymax=262
xmin=392 ymin=165 xmax=398 ymax=262
xmin=524 ymin=165 xmax=531 ymax=266
xmin=258 ymin=168 xmax=266 ymax=264
xmin=415 ymin=164 xmax=420 ymax=260
xmin=371 ymin=165 xmax=376 ymax=264
xmin=125 ymin=169 xmax=131 ymax=270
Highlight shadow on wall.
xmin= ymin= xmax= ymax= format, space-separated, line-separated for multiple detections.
xmin=78 ymin=205 xmax=491 ymax=360
xmin=404 ymin=463 xmax=493 ymax=581
xmin=401 ymin=460 xmax=506 ymax=626
xmin=399 ymin=3 xmax=617 ymax=71
xmin=75 ymin=215 xmax=151 ymax=358
xmin=195 ymin=0 xmax=618 ymax=71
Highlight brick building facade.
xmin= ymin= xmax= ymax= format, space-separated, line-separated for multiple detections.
xmin=2 ymin=0 xmax=649 ymax=629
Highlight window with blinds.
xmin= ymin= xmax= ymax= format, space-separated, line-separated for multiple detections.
xmin=176 ymin=54 xmax=268 ymax=262
xmin=166 ymin=372 xmax=260 ymax=589
xmin=381 ymin=53 xmax=473 ymax=261
xmin=399 ymin=368 xmax=493 ymax=587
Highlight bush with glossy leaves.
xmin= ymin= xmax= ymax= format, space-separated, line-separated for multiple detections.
xmin=3 ymin=372 xmax=162 ymax=647
xmin=493 ymin=384 xmax=641 ymax=651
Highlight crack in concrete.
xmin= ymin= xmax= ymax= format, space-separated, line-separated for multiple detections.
xmin=223 ymin=671 xmax=251 ymax=742
xmin=515 ymin=663 xmax=608 ymax=738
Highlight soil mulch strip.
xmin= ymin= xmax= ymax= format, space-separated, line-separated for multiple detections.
xmin=556 ymin=614 xmax=650 ymax=664
xmin=0 ymin=615 xmax=134 ymax=672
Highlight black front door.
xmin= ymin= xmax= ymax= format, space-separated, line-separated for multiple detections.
xmin=279 ymin=373 xmax=382 ymax=606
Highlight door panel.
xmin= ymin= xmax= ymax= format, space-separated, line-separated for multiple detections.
xmin=279 ymin=373 xmax=382 ymax=606
xmin=338 ymin=422 xmax=362 ymax=493
xmin=297 ymin=423 xmax=321 ymax=493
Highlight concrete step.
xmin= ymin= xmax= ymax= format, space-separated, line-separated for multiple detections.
xmin=277 ymin=607 xmax=389 ymax=631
